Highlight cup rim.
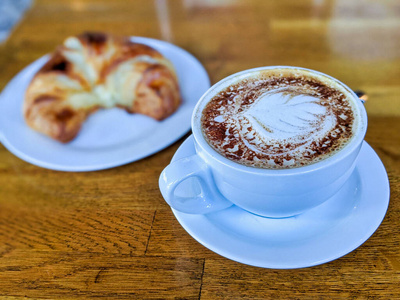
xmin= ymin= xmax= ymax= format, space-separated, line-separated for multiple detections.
xmin=191 ymin=66 xmax=368 ymax=175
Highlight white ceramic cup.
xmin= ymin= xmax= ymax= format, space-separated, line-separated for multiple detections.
xmin=159 ymin=66 xmax=368 ymax=218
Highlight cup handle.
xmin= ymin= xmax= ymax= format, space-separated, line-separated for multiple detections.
xmin=159 ymin=155 xmax=232 ymax=214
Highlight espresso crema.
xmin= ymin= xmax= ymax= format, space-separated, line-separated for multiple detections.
xmin=201 ymin=69 xmax=358 ymax=169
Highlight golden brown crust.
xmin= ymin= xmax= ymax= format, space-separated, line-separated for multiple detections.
xmin=38 ymin=51 xmax=71 ymax=74
xmin=24 ymin=32 xmax=181 ymax=143
xmin=99 ymin=42 xmax=163 ymax=83
xmin=134 ymin=65 xmax=181 ymax=120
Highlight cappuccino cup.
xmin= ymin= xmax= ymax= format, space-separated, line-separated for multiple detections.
xmin=159 ymin=66 xmax=367 ymax=218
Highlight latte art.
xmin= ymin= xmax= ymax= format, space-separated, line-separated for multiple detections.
xmin=201 ymin=71 xmax=357 ymax=169
xmin=242 ymin=88 xmax=334 ymax=141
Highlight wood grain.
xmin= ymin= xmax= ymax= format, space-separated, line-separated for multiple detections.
xmin=0 ymin=0 xmax=399 ymax=298
xmin=0 ymin=251 xmax=204 ymax=299
xmin=201 ymin=256 xmax=400 ymax=299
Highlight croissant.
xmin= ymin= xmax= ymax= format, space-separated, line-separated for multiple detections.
xmin=23 ymin=32 xmax=181 ymax=143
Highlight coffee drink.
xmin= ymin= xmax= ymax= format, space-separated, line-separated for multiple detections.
xmin=201 ymin=68 xmax=359 ymax=169
xmin=162 ymin=66 xmax=367 ymax=217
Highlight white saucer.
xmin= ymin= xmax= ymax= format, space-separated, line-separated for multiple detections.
xmin=0 ymin=37 xmax=210 ymax=171
xmin=168 ymin=135 xmax=390 ymax=269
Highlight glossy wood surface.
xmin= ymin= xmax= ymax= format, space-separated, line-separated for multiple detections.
xmin=0 ymin=0 xmax=399 ymax=298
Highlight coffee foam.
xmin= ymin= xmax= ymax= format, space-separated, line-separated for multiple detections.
xmin=201 ymin=69 xmax=359 ymax=169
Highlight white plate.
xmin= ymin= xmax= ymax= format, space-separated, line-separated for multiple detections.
xmin=167 ymin=136 xmax=390 ymax=269
xmin=0 ymin=37 xmax=210 ymax=171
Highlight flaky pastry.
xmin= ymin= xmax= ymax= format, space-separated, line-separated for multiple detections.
xmin=23 ymin=32 xmax=181 ymax=143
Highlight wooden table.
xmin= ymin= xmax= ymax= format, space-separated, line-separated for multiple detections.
xmin=0 ymin=0 xmax=399 ymax=298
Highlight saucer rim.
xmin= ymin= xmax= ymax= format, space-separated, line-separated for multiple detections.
xmin=169 ymin=135 xmax=390 ymax=269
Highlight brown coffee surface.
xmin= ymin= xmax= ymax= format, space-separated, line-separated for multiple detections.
xmin=201 ymin=70 xmax=357 ymax=169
